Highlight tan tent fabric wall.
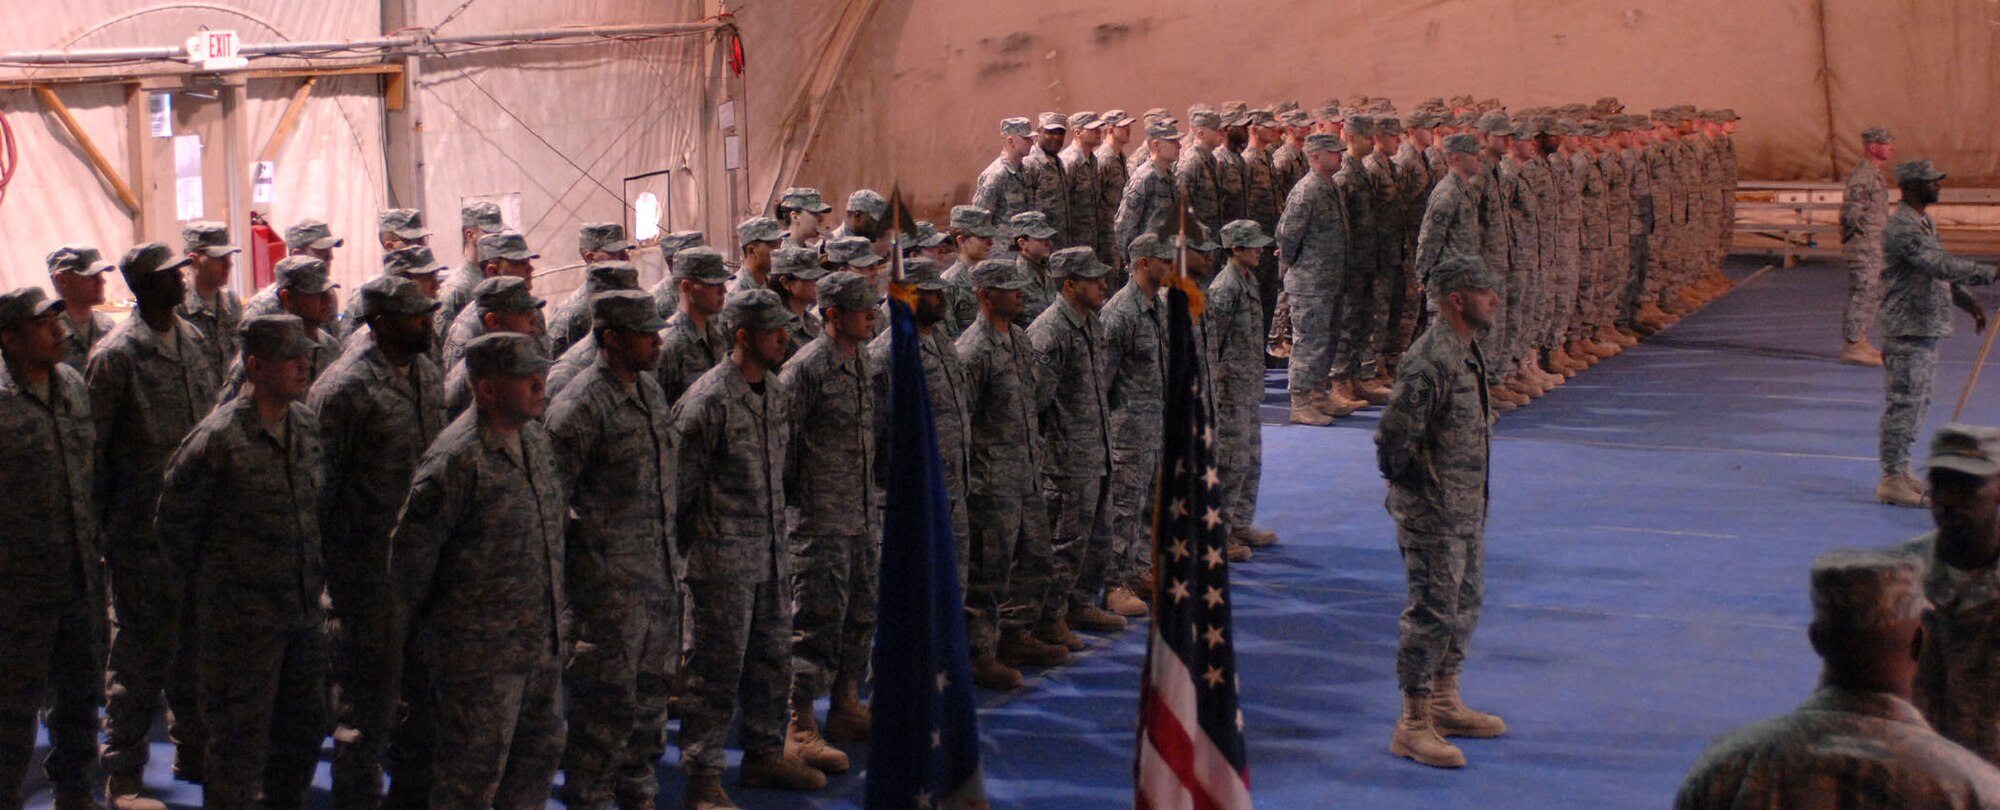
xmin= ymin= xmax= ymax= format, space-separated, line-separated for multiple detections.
xmin=1821 ymin=0 xmax=2000 ymax=182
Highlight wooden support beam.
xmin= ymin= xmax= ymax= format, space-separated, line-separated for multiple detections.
xmin=34 ymin=85 xmax=140 ymax=214
xmin=256 ymin=77 xmax=316 ymax=164
xmin=0 ymin=63 xmax=401 ymax=92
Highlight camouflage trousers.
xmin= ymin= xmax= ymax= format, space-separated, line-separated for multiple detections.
xmin=965 ymin=492 xmax=1053 ymax=656
xmin=1286 ymin=293 xmax=1337 ymax=395
xmin=1602 ymin=235 xmax=1633 ymax=326
xmin=1337 ymin=265 xmax=1385 ymax=377
xmin=1880 ymin=336 xmax=1942 ymax=476
xmin=790 ymin=533 xmax=879 ymax=702
xmin=1395 ymin=524 xmax=1485 ymax=695
xmin=1106 ymin=446 xmax=1161 ymax=590
xmin=1622 ymin=235 xmax=1652 ymax=325
xmin=1547 ymin=238 xmax=1581 ymax=345
xmin=1215 ymin=384 xmax=1264 ymax=533
xmin=562 ymin=591 xmax=678 ymax=810
xmin=1572 ymin=247 xmax=1604 ymax=339
xmin=678 ymin=578 xmax=792 ymax=775
xmin=199 ymin=618 xmax=328 ymax=810
xmin=1259 ymin=252 xmax=1283 ymax=353
xmin=102 ymin=556 xmax=202 ymax=778
xmin=0 ymin=587 xmax=102 ymax=804
xmin=1377 ymin=261 xmax=1422 ymax=372
xmin=1843 ymin=245 xmax=1886 ymax=344
xmin=1268 ymin=291 xmax=1293 ymax=358
xmin=325 ymin=578 xmax=404 ymax=810
xmin=1045 ymin=472 xmax=1114 ymax=617
xmin=429 ymin=654 xmax=564 ymax=810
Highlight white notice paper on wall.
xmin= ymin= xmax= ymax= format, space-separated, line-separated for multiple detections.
xmin=149 ymin=94 xmax=172 ymax=138
xmin=724 ymin=135 xmax=741 ymax=170
xmin=173 ymin=134 xmax=202 ymax=178
xmin=251 ymin=161 xmax=275 ymax=203
xmin=176 ymin=177 xmax=203 ymax=220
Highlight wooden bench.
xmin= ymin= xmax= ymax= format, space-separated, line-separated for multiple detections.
xmin=1733 ymin=181 xmax=2000 ymax=266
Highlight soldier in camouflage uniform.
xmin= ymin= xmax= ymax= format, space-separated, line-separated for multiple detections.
xmin=1842 ymin=127 xmax=1897 ymax=367
xmin=308 ymin=276 xmax=446 ymax=810
xmin=1093 ymin=111 xmax=1137 ymax=266
xmin=672 ymin=290 xmax=826 ymax=808
xmin=1030 ymin=247 xmax=1123 ymax=646
xmin=1597 ymin=119 xmax=1638 ymax=350
xmin=441 ymin=276 xmax=545 ymax=417
xmin=1178 ymin=108 xmax=1227 ymax=243
xmin=975 ymin=118 xmax=1036 ymax=259
xmin=1640 ymin=115 xmax=1680 ymax=330
xmin=731 ymin=216 xmax=785 ymax=298
xmin=1622 ymin=116 xmax=1660 ymax=336
xmin=1023 ymin=113 xmax=1073 ymax=247
xmin=439 ymin=231 xmax=541 ymax=359
xmin=775 ymin=189 xmax=831 ymax=252
xmin=1414 ymin=135 xmax=1486 ymax=290
xmin=780 ymin=272 xmax=881 ymax=771
xmin=1500 ymin=125 xmax=1553 ymax=398
xmin=1213 ymin=104 xmax=1251 ymax=226
xmin=337 ymin=212 xmax=439 ymax=338
xmin=1902 ymin=425 xmax=2000 ymax=766
xmin=1327 ymin=114 xmax=1384 ymax=411
xmin=391 ymin=332 xmax=568 ymax=810
xmin=45 ymin=246 xmax=117 ymax=371
xmin=1210 ymin=223 xmax=1279 ymax=552
xmin=351 ymin=247 xmax=448 ymax=361
xmin=1377 ymin=255 xmax=1506 ymax=769
xmin=219 ymin=256 xmax=343 ymax=402
xmin=1571 ymin=123 xmax=1611 ymax=356
xmin=1243 ymin=110 xmax=1285 ymax=342
xmin=157 ymin=314 xmax=328 ymax=810
xmin=1113 ymin=120 xmax=1184 ymax=266
xmin=648 ymin=231 xmax=708 ymax=320
xmin=941 ymin=206 xmax=1000 ymax=338
xmin=1100 ymin=235 xmax=1171 ymax=618
xmin=544 ymin=292 xmax=680 ymax=810
xmin=89 ymin=243 xmax=222 ymax=809
xmin=437 ymin=202 xmax=509 ymax=334
xmin=866 ymin=259 xmax=972 ymax=587
xmin=1279 ymin=132 xmax=1352 ymax=425
xmin=1876 ymin=160 xmax=1998 ymax=508
xmin=548 ymin=260 xmax=639 ymax=360
xmin=826 ymin=189 xmax=888 ymax=248
xmin=1675 ymin=548 xmax=2000 ymax=809
xmin=1359 ymin=115 xmax=1412 ymax=398
xmin=958 ymin=259 xmax=1066 ymax=681
xmin=1470 ymin=114 xmax=1519 ymax=405
xmin=176 ymin=222 xmax=243 ymax=373
xmin=244 ymin=219 xmax=343 ymax=321
xmin=1061 ymin=112 xmax=1106 ymax=260
xmin=1010 ymin=211 xmax=1061 ymax=327
xmin=659 ymin=248 xmax=735 ymax=406
xmin=0 ymin=288 xmax=101 ymax=810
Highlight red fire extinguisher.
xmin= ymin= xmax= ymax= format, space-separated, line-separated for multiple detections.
xmin=248 ymin=211 xmax=284 ymax=291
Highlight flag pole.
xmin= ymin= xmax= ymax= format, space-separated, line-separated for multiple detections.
xmin=1954 ymin=304 xmax=2000 ymax=421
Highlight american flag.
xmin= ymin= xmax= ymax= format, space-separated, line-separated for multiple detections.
xmin=1134 ymin=281 xmax=1253 ymax=810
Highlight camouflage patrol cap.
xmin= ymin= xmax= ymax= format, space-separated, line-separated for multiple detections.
xmin=1141 ymin=108 xmax=1172 ymax=123
xmin=720 ymin=288 xmax=796 ymax=332
xmin=1648 ymin=107 xmax=1675 ymax=121
xmin=584 ymin=260 xmax=640 ymax=291
xmin=1895 ymin=160 xmax=1947 ymax=185
xmin=1178 ymin=221 xmax=1220 ymax=253
xmin=970 ymin=259 xmax=1031 ymax=291
xmin=383 ymin=246 xmax=446 ymax=278
xmin=592 ymin=289 xmax=668 ymax=333
xmin=817 ymin=270 xmax=882 ymax=313
xmin=1697 ymin=109 xmax=1723 ymax=122
xmin=1927 ymin=423 xmax=2000 ymax=478
xmin=578 ymin=222 xmax=634 ymax=254
xmin=1368 ymin=98 xmax=1396 ymax=113
xmin=1593 ymin=96 xmax=1624 ymax=114
xmin=1249 ymin=109 xmax=1278 ymax=128
xmin=770 ymin=247 xmax=828 ymax=281
xmin=1578 ymin=120 xmax=1611 ymax=137
xmin=779 ymin=187 xmax=835 ymax=214
xmin=1220 ymin=219 xmax=1274 ymax=249
xmin=1220 ymin=101 xmax=1251 ymax=127
xmin=1862 ymin=126 xmax=1895 ymax=145
xmin=1049 ymin=246 xmax=1110 ymax=281
xmin=1317 ymin=99 xmax=1343 ymax=121
xmin=902 ymin=258 xmax=949 ymax=291
xmin=1145 ymin=120 xmax=1183 ymax=141
xmin=1449 ymin=95 xmax=1476 ymax=109
xmin=1417 ymin=97 xmax=1446 ymax=110
xmin=275 ymin=256 xmax=337 ymax=294
xmin=1673 ymin=105 xmax=1700 ymax=121
xmin=912 ymin=221 xmax=948 ymax=248
xmin=1475 ymin=111 xmax=1513 ymax=136
xmin=379 ymin=209 xmax=428 ymax=240
xmin=1344 ymin=115 xmax=1377 ymax=138
xmin=355 ymin=275 xmax=440 ymax=321
xmin=737 ymin=216 xmax=784 ymax=245
xmin=1717 ymin=108 xmax=1741 ymax=122
xmin=1102 ymin=109 xmax=1137 ymax=127
xmin=239 ymin=314 xmax=316 ymax=360
xmin=1477 ymin=98 xmax=1503 ymax=112
xmin=848 ymin=189 xmax=889 ymax=220
xmin=1037 ymin=112 xmax=1068 ymax=132
xmin=1188 ymin=108 xmax=1223 ymax=130
xmin=462 ymin=331 xmax=551 ymax=380
xmin=1000 ymin=117 xmax=1034 ymax=138
xmin=0 ymin=286 xmax=63 ymax=332
xmin=1559 ymin=103 xmax=1590 ymax=117
xmin=672 ymin=247 xmax=731 ymax=283
xmin=1810 ymin=548 xmax=1928 ymax=629
xmin=1627 ymin=114 xmax=1654 ymax=130
xmin=825 ymin=236 xmax=884 ymax=268
xmin=1510 ymin=121 xmax=1537 ymax=140
xmin=950 ymin=205 xmax=1000 ymax=238
xmin=461 ymin=201 xmax=505 ymax=233
xmin=1404 ymin=110 xmax=1441 ymax=130
xmin=183 ymin=221 xmax=242 ymax=257
xmin=120 ymin=242 xmax=192 ymax=289
xmin=659 ymin=231 xmax=707 ymax=259
xmin=477 ymin=232 xmax=539 ymax=263
xmin=1303 ymin=133 xmax=1346 ymax=154
xmin=1374 ymin=116 xmax=1406 ymax=136
xmin=1279 ymin=110 xmax=1312 ymax=128
xmin=1068 ymin=111 xmax=1103 ymax=130
xmin=1008 ymin=211 xmax=1058 ymax=241
xmin=472 ymin=276 xmax=542 ymax=314
xmin=1274 ymin=100 xmax=1302 ymax=114
xmin=46 ymin=244 xmax=113 ymax=277
xmin=285 ymin=219 xmax=343 ymax=251
xmin=1126 ymin=233 xmax=1174 ymax=261
xmin=1430 ymin=255 xmax=1499 ymax=294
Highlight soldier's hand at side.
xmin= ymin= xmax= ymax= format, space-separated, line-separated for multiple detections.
xmin=1952 ymin=285 xmax=1987 ymax=334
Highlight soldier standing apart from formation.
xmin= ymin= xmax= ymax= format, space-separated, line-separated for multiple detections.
xmin=1209 ymin=223 xmax=1281 ymax=550
xmin=1901 ymin=424 xmax=2000 ymax=765
xmin=391 ymin=333 xmax=569 ymax=810
xmin=1875 ymin=160 xmax=1997 ymax=508
xmin=672 ymin=290 xmax=825 ymax=810
xmin=157 ymin=315 xmax=329 ymax=810
xmin=1675 ymin=549 xmax=2000 ymax=809
xmin=1278 ymin=132 xmax=1352 ymax=426
xmin=0 ymin=287 xmax=101 ymax=810
xmin=1841 ymin=127 xmax=1897 ymax=367
xmin=1377 ymin=255 xmax=1508 ymax=769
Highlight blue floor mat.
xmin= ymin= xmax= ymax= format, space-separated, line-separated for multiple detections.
xmin=28 ymin=257 xmax=2000 ymax=808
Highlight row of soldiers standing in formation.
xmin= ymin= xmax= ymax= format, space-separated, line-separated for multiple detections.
xmin=0 ymin=162 xmax=1289 ymax=810
xmin=967 ymin=95 xmax=1743 ymax=426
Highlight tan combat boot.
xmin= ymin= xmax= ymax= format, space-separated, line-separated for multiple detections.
xmin=1289 ymin=393 xmax=1334 ymax=426
xmin=1355 ymin=377 xmax=1394 ymax=407
xmin=1329 ymin=378 xmax=1372 ymax=410
xmin=739 ymin=750 xmax=827 ymax=791
xmin=106 ymin=774 xmax=165 ymax=810
xmin=1227 ymin=541 xmax=1254 ymax=562
xmin=1491 ymin=387 xmax=1519 ymax=413
xmin=971 ymin=654 xmax=1024 ymax=690
xmin=824 ymin=679 xmax=870 ymax=744
xmin=1311 ymin=390 xmax=1356 ymax=419
xmin=1105 ymin=585 xmax=1149 ymax=617
xmin=1231 ymin=526 xmax=1279 ymax=548
xmin=1070 ymin=604 xmax=1128 ymax=633
xmin=1389 ymin=693 xmax=1466 ymax=768
xmin=1876 ymin=472 xmax=1928 ymax=508
xmin=1430 ymin=674 xmax=1508 ymax=738
xmin=785 ymin=702 xmax=851 ymax=773
xmin=683 ymin=772 xmax=738 ymax=810
xmin=997 ymin=627 xmax=1069 ymax=667
xmin=1038 ymin=616 xmax=1084 ymax=651
xmin=1840 ymin=340 xmax=1884 ymax=367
